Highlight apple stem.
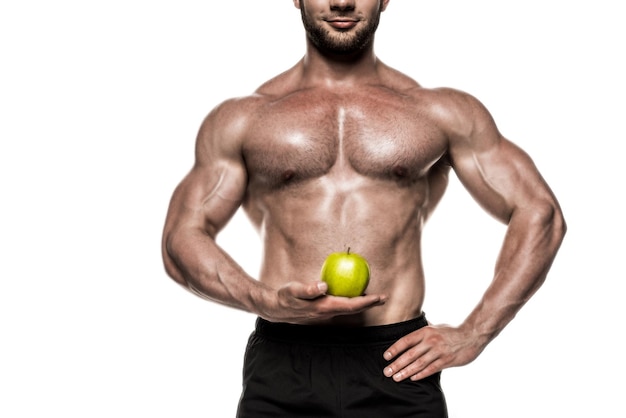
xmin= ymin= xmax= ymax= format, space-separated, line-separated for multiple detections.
xmin=347 ymin=247 xmax=351 ymax=255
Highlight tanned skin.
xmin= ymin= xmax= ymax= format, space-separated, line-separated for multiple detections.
xmin=162 ymin=0 xmax=566 ymax=383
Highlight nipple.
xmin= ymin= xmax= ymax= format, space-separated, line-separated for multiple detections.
xmin=281 ymin=169 xmax=296 ymax=182
xmin=392 ymin=165 xmax=408 ymax=178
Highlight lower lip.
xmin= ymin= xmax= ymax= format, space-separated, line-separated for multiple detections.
xmin=328 ymin=21 xmax=358 ymax=29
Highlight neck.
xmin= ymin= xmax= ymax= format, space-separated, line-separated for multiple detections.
xmin=300 ymin=40 xmax=380 ymax=87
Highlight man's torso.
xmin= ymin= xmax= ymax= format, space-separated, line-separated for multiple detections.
xmin=236 ymin=69 xmax=453 ymax=325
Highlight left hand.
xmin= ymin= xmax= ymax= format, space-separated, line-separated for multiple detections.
xmin=383 ymin=324 xmax=484 ymax=381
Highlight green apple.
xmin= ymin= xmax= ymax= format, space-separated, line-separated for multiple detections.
xmin=320 ymin=248 xmax=370 ymax=297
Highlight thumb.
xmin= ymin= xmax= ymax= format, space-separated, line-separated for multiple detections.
xmin=316 ymin=281 xmax=328 ymax=295
xmin=296 ymin=281 xmax=327 ymax=300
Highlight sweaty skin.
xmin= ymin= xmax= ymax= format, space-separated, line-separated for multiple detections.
xmin=162 ymin=0 xmax=566 ymax=382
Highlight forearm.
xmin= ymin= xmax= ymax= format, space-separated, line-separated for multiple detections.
xmin=163 ymin=227 xmax=272 ymax=315
xmin=462 ymin=203 xmax=566 ymax=346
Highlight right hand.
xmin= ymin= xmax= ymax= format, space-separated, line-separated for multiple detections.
xmin=263 ymin=280 xmax=386 ymax=324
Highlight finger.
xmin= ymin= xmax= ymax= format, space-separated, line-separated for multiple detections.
xmin=383 ymin=331 xmax=429 ymax=378
xmin=410 ymin=359 xmax=444 ymax=381
xmin=383 ymin=343 xmax=428 ymax=379
xmin=383 ymin=330 xmax=423 ymax=361
xmin=322 ymin=291 xmax=385 ymax=302
xmin=317 ymin=293 xmax=386 ymax=313
xmin=388 ymin=348 xmax=439 ymax=382
xmin=343 ymin=294 xmax=386 ymax=311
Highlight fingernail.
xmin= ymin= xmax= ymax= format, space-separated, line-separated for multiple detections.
xmin=317 ymin=282 xmax=328 ymax=293
xmin=384 ymin=367 xmax=393 ymax=377
xmin=384 ymin=351 xmax=392 ymax=360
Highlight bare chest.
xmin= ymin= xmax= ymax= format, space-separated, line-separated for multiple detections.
xmin=243 ymin=89 xmax=447 ymax=189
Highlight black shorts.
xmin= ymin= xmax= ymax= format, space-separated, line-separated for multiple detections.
xmin=236 ymin=314 xmax=448 ymax=417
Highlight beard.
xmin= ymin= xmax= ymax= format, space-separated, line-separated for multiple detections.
xmin=300 ymin=2 xmax=382 ymax=55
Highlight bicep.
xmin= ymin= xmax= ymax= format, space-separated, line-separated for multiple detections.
xmin=451 ymin=134 xmax=553 ymax=224
xmin=165 ymin=159 xmax=247 ymax=240
xmin=161 ymin=154 xmax=247 ymax=286
xmin=165 ymin=100 xmax=250 ymax=238
xmin=442 ymin=92 xmax=553 ymax=224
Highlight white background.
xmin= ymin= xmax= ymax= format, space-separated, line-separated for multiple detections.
xmin=1 ymin=1 xmax=624 ymax=417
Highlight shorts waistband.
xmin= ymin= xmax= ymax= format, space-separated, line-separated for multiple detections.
xmin=254 ymin=313 xmax=427 ymax=345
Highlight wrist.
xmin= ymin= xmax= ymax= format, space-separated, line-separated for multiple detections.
xmin=248 ymin=281 xmax=278 ymax=319
xmin=459 ymin=316 xmax=498 ymax=350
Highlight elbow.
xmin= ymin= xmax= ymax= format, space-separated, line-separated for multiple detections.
xmin=532 ymin=199 xmax=567 ymax=248
xmin=556 ymin=208 xmax=567 ymax=243
xmin=549 ymin=202 xmax=567 ymax=246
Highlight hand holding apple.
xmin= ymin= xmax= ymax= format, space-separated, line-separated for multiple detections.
xmin=320 ymin=248 xmax=370 ymax=297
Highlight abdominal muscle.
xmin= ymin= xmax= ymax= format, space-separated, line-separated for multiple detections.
xmin=247 ymin=174 xmax=429 ymax=326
